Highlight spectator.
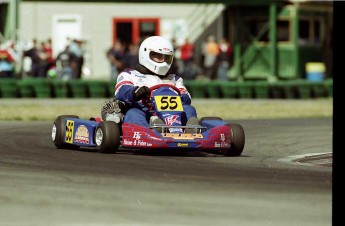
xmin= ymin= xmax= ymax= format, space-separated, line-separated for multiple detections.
xmin=106 ymin=40 xmax=126 ymax=81
xmin=23 ymin=39 xmax=40 ymax=77
xmin=69 ymin=39 xmax=84 ymax=79
xmin=43 ymin=38 xmax=54 ymax=70
xmin=37 ymin=41 xmax=51 ymax=77
xmin=217 ymin=37 xmax=233 ymax=81
xmin=180 ymin=38 xmax=195 ymax=80
xmin=203 ymin=35 xmax=219 ymax=80
xmin=0 ymin=41 xmax=16 ymax=78
xmin=56 ymin=46 xmax=73 ymax=80
xmin=122 ymin=43 xmax=139 ymax=69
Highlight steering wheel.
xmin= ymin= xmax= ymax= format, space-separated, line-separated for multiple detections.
xmin=142 ymin=84 xmax=181 ymax=109
xmin=148 ymin=84 xmax=181 ymax=95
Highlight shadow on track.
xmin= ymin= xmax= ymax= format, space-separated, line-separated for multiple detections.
xmin=76 ymin=146 xmax=251 ymax=158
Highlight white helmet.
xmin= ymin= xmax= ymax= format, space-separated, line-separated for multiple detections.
xmin=138 ymin=36 xmax=174 ymax=76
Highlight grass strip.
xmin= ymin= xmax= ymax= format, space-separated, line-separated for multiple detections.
xmin=0 ymin=98 xmax=333 ymax=121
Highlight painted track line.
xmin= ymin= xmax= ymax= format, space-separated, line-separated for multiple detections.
xmin=278 ymin=152 xmax=332 ymax=167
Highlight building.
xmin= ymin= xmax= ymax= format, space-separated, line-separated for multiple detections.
xmin=2 ymin=1 xmax=224 ymax=79
xmin=1 ymin=0 xmax=333 ymax=81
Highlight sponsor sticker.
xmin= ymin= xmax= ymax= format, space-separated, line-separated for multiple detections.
xmin=117 ymin=75 xmax=124 ymax=82
xmin=122 ymin=132 xmax=153 ymax=147
xmin=133 ymin=139 xmax=152 ymax=147
xmin=162 ymin=133 xmax=203 ymax=140
xmin=74 ymin=125 xmax=89 ymax=144
xmin=133 ymin=132 xmax=142 ymax=140
xmin=214 ymin=133 xmax=230 ymax=148
xmin=220 ymin=133 xmax=226 ymax=142
xmin=214 ymin=142 xmax=230 ymax=148
xmin=164 ymin=115 xmax=181 ymax=126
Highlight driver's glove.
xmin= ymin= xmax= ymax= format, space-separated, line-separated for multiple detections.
xmin=132 ymin=86 xmax=150 ymax=101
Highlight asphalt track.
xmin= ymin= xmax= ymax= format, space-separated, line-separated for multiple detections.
xmin=0 ymin=118 xmax=332 ymax=226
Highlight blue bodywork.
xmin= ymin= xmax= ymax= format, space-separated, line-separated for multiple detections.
xmin=64 ymin=118 xmax=98 ymax=147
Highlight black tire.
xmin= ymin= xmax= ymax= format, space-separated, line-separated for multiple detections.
xmin=223 ymin=123 xmax=245 ymax=157
xmin=94 ymin=121 xmax=120 ymax=153
xmin=52 ymin=115 xmax=79 ymax=149
xmin=200 ymin=116 xmax=223 ymax=122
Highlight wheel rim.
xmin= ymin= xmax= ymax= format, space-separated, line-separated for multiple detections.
xmin=51 ymin=124 xmax=57 ymax=141
xmin=95 ymin=128 xmax=103 ymax=146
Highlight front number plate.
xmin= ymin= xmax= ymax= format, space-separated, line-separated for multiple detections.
xmin=154 ymin=96 xmax=183 ymax=111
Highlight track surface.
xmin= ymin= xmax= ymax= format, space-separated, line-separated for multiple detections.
xmin=0 ymin=118 xmax=332 ymax=226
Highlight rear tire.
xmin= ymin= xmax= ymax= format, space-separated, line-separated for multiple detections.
xmin=200 ymin=116 xmax=223 ymax=122
xmin=52 ymin=115 xmax=79 ymax=149
xmin=223 ymin=124 xmax=245 ymax=156
xmin=94 ymin=121 xmax=120 ymax=153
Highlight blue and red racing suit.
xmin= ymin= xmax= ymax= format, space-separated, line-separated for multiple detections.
xmin=114 ymin=67 xmax=197 ymax=128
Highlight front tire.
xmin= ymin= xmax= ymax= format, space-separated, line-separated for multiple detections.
xmin=94 ymin=121 xmax=120 ymax=153
xmin=223 ymin=124 xmax=245 ymax=156
xmin=52 ymin=115 xmax=79 ymax=149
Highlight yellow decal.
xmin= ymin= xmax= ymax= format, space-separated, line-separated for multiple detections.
xmin=177 ymin=143 xmax=189 ymax=147
xmin=154 ymin=96 xmax=183 ymax=111
xmin=162 ymin=133 xmax=203 ymax=140
xmin=65 ymin=120 xmax=74 ymax=144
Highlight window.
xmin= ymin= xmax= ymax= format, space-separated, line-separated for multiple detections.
xmin=113 ymin=18 xmax=159 ymax=45
xmin=277 ymin=20 xmax=290 ymax=42
xmin=299 ymin=18 xmax=322 ymax=46
xmin=299 ymin=19 xmax=310 ymax=45
xmin=314 ymin=20 xmax=321 ymax=45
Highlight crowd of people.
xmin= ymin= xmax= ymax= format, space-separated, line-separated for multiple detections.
xmin=202 ymin=36 xmax=233 ymax=81
xmin=0 ymin=38 xmax=85 ymax=80
xmin=54 ymin=38 xmax=85 ymax=80
xmin=107 ymin=35 xmax=233 ymax=81
xmin=1 ymin=35 xmax=233 ymax=81
xmin=23 ymin=38 xmax=85 ymax=80
xmin=0 ymin=40 xmax=19 ymax=78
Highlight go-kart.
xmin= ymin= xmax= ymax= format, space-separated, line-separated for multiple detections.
xmin=51 ymin=84 xmax=245 ymax=156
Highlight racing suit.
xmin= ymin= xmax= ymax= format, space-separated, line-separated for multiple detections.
xmin=114 ymin=65 xmax=197 ymax=128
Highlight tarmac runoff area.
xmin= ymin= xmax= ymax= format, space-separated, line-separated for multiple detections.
xmin=278 ymin=152 xmax=332 ymax=167
xmin=0 ymin=99 xmax=332 ymax=169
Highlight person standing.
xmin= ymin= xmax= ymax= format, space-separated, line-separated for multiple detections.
xmin=217 ymin=37 xmax=233 ymax=81
xmin=43 ymin=39 xmax=54 ymax=70
xmin=69 ymin=39 xmax=84 ymax=79
xmin=56 ymin=46 xmax=74 ymax=80
xmin=203 ymin=35 xmax=219 ymax=80
xmin=37 ymin=41 xmax=51 ymax=77
xmin=0 ymin=41 xmax=16 ymax=78
xmin=180 ymin=38 xmax=195 ymax=80
xmin=23 ymin=39 xmax=40 ymax=77
xmin=122 ymin=43 xmax=139 ymax=69
xmin=106 ymin=40 xmax=126 ymax=81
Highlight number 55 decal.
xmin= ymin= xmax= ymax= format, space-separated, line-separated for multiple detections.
xmin=154 ymin=96 xmax=183 ymax=111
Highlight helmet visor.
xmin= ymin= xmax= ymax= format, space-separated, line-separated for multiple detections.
xmin=149 ymin=51 xmax=173 ymax=65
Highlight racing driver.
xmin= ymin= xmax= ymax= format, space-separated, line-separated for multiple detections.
xmin=101 ymin=36 xmax=199 ymax=132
